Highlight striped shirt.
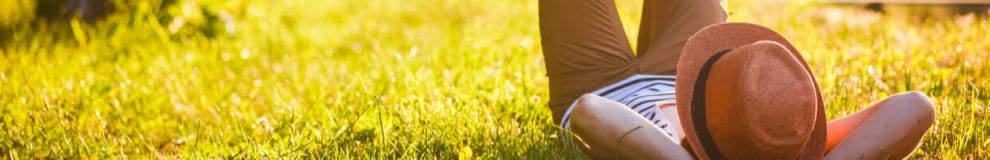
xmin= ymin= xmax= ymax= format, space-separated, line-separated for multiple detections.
xmin=561 ymin=74 xmax=681 ymax=141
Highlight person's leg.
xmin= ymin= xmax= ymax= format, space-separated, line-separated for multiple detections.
xmin=570 ymin=94 xmax=693 ymax=159
xmin=824 ymin=91 xmax=936 ymax=159
xmin=539 ymin=0 xmax=638 ymax=124
xmin=635 ymin=0 xmax=726 ymax=75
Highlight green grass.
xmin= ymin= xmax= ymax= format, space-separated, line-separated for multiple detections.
xmin=1 ymin=0 xmax=987 ymax=159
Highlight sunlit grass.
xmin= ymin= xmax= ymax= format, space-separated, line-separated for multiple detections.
xmin=0 ymin=0 xmax=987 ymax=158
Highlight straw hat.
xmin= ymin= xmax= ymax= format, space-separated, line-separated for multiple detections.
xmin=675 ymin=23 xmax=827 ymax=159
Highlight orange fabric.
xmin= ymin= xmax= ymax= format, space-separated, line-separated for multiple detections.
xmin=824 ymin=99 xmax=888 ymax=153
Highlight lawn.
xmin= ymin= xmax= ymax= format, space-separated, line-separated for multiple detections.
xmin=0 ymin=0 xmax=987 ymax=159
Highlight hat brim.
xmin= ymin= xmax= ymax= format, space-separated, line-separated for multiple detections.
xmin=675 ymin=23 xmax=827 ymax=159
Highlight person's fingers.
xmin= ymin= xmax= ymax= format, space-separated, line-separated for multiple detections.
xmin=657 ymin=103 xmax=684 ymax=140
xmin=657 ymin=101 xmax=677 ymax=109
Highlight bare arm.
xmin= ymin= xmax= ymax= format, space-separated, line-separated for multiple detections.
xmin=824 ymin=91 xmax=936 ymax=159
xmin=569 ymin=94 xmax=694 ymax=159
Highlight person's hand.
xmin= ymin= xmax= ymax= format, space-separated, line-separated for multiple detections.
xmin=657 ymin=101 xmax=685 ymax=142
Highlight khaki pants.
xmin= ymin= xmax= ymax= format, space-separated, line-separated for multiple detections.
xmin=539 ymin=0 xmax=727 ymax=124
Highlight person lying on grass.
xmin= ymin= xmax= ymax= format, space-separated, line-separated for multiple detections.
xmin=538 ymin=0 xmax=936 ymax=159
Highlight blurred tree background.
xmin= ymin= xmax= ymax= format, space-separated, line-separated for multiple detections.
xmin=0 ymin=0 xmax=246 ymax=48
